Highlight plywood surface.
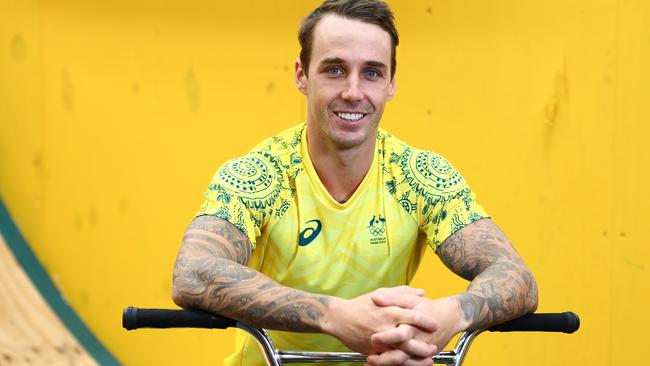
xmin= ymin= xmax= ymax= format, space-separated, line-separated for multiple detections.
xmin=0 ymin=235 xmax=97 ymax=366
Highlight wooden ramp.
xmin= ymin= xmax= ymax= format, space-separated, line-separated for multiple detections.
xmin=0 ymin=234 xmax=98 ymax=366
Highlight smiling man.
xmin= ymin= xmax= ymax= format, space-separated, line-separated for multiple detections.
xmin=171 ymin=1 xmax=538 ymax=365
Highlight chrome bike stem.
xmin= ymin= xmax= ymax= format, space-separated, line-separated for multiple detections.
xmin=238 ymin=321 xmax=483 ymax=366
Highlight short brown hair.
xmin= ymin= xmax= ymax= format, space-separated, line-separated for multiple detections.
xmin=298 ymin=0 xmax=399 ymax=80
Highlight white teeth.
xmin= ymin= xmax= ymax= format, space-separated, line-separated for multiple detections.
xmin=336 ymin=112 xmax=364 ymax=121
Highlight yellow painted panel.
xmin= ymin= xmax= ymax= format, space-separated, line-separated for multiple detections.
xmin=0 ymin=0 xmax=46 ymax=252
xmin=1 ymin=1 xmax=648 ymax=365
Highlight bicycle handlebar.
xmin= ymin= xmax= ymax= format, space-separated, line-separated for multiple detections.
xmin=123 ymin=307 xmax=579 ymax=366
xmin=488 ymin=311 xmax=579 ymax=333
xmin=123 ymin=306 xmax=579 ymax=334
xmin=122 ymin=307 xmax=236 ymax=330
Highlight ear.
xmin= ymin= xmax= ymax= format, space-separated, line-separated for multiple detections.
xmin=386 ymin=74 xmax=396 ymax=101
xmin=295 ymin=58 xmax=308 ymax=96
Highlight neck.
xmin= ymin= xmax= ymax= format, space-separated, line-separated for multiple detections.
xmin=306 ymin=124 xmax=376 ymax=203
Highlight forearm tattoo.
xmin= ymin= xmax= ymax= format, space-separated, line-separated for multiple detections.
xmin=438 ymin=218 xmax=538 ymax=330
xmin=172 ymin=215 xmax=330 ymax=332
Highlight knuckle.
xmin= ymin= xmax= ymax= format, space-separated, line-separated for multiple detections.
xmin=410 ymin=311 xmax=421 ymax=324
xmin=400 ymin=325 xmax=414 ymax=339
xmin=381 ymin=350 xmax=407 ymax=365
xmin=395 ymin=351 xmax=409 ymax=364
xmin=397 ymin=309 xmax=416 ymax=324
xmin=388 ymin=307 xmax=401 ymax=320
xmin=406 ymin=340 xmax=430 ymax=358
xmin=397 ymin=331 xmax=409 ymax=342
xmin=400 ymin=339 xmax=415 ymax=353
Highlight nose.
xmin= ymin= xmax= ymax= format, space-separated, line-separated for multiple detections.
xmin=341 ymin=75 xmax=363 ymax=102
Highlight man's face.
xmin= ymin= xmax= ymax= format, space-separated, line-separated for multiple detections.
xmin=296 ymin=14 xmax=396 ymax=151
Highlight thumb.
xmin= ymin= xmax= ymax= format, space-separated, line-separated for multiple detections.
xmin=372 ymin=285 xmax=424 ymax=300
xmin=371 ymin=293 xmax=422 ymax=309
xmin=391 ymin=285 xmax=425 ymax=296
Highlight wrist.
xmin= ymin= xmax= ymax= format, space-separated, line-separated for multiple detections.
xmin=452 ymin=293 xmax=475 ymax=332
xmin=422 ymin=296 xmax=468 ymax=334
xmin=320 ymin=296 xmax=345 ymax=337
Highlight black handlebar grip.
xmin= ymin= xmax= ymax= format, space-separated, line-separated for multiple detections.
xmin=122 ymin=307 xmax=237 ymax=330
xmin=488 ymin=312 xmax=580 ymax=333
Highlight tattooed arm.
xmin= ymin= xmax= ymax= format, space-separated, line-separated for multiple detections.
xmin=171 ymin=215 xmax=438 ymax=355
xmin=366 ymin=218 xmax=537 ymax=365
xmin=442 ymin=218 xmax=538 ymax=330
xmin=171 ymin=215 xmax=328 ymax=331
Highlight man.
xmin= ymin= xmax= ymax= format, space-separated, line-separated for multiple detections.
xmin=172 ymin=1 xmax=538 ymax=365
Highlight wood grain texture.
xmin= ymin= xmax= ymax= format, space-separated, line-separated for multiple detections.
xmin=0 ymin=235 xmax=97 ymax=366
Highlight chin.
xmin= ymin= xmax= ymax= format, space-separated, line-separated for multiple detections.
xmin=330 ymin=131 xmax=370 ymax=150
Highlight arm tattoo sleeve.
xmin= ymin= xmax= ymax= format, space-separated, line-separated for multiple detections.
xmin=437 ymin=218 xmax=538 ymax=330
xmin=172 ymin=215 xmax=330 ymax=332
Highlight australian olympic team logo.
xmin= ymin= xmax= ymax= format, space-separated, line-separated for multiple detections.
xmin=368 ymin=215 xmax=386 ymax=236
xmin=368 ymin=215 xmax=387 ymax=245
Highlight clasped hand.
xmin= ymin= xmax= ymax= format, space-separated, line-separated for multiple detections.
xmin=323 ymin=286 xmax=464 ymax=366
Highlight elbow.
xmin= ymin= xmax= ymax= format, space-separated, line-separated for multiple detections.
xmin=171 ymin=271 xmax=194 ymax=309
xmin=171 ymin=284 xmax=187 ymax=309
xmin=528 ymin=293 xmax=539 ymax=314
xmin=526 ymin=275 xmax=539 ymax=314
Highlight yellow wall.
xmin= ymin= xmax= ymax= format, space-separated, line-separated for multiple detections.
xmin=1 ymin=1 xmax=648 ymax=365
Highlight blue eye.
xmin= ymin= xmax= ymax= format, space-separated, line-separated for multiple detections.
xmin=327 ymin=67 xmax=343 ymax=76
xmin=365 ymin=69 xmax=380 ymax=78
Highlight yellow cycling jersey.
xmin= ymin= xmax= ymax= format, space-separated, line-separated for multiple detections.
xmin=197 ymin=123 xmax=488 ymax=365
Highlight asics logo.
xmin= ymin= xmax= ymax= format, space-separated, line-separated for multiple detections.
xmin=299 ymin=219 xmax=322 ymax=246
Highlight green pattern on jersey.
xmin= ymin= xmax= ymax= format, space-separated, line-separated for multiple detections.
xmin=197 ymin=123 xmax=488 ymax=366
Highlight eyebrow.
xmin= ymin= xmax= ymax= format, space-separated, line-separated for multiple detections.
xmin=319 ymin=57 xmax=345 ymax=66
xmin=365 ymin=61 xmax=388 ymax=70
xmin=318 ymin=57 xmax=387 ymax=70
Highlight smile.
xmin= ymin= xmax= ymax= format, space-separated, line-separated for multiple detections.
xmin=335 ymin=112 xmax=365 ymax=122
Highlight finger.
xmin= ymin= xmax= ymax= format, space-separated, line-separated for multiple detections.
xmin=367 ymin=349 xmax=434 ymax=366
xmin=372 ymin=293 xmax=423 ymax=308
xmin=396 ymin=339 xmax=437 ymax=359
xmin=402 ymin=357 xmax=435 ymax=366
xmin=366 ymin=349 xmax=409 ymax=366
xmin=393 ymin=285 xmax=425 ymax=296
xmin=372 ymin=323 xmax=416 ymax=346
xmin=392 ymin=307 xmax=438 ymax=332
xmin=372 ymin=325 xmax=437 ymax=358
xmin=375 ymin=286 xmax=425 ymax=298
xmin=370 ymin=334 xmax=391 ymax=354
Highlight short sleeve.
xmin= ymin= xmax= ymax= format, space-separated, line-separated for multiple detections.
xmin=396 ymin=149 xmax=488 ymax=252
xmin=421 ymin=187 xmax=488 ymax=252
xmin=196 ymin=153 xmax=285 ymax=251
